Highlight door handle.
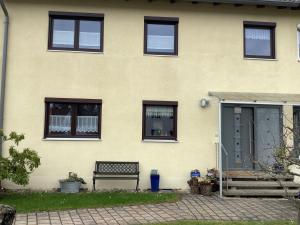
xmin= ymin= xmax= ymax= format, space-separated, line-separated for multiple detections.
xmin=249 ymin=121 xmax=252 ymax=156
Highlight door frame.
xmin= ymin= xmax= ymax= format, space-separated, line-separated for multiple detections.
xmin=218 ymin=101 xmax=283 ymax=197
xmin=222 ymin=103 xmax=283 ymax=160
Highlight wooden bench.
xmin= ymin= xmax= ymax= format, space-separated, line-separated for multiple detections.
xmin=93 ymin=161 xmax=140 ymax=191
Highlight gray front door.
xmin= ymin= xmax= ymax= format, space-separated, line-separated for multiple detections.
xmin=254 ymin=107 xmax=281 ymax=169
xmin=222 ymin=104 xmax=281 ymax=171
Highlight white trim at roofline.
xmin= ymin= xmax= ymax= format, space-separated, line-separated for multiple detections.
xmin=181 ymin=0 xmax=300 ymax=7
xmin=219 ymin=100 xmax=300 ymax=105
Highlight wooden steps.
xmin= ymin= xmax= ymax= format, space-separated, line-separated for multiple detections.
xmin=223 ymin=181 xmax=300 ymax=188
xmin=222 ymin=170 xmax=294 ymax=179
xmin=219 ymin=171 xmax=300 ymax=197
xmin=223 ymin=189 xmax=299 ymax=197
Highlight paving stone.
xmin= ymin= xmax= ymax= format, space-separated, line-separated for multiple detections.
xmin=12 ymin=194 xmax=298 ymax=225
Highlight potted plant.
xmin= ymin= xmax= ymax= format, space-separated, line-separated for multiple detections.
xmin=59 ymin=172 xmax=86 ymax=193
xmin=187 ymin=177 xmax=200 ymax=194
xmin=207 ymin=168 xmax=219 ymax=192
xmin=199 ymin=176 xmax=213 ymax=196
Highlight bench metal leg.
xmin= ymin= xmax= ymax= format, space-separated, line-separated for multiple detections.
xmin=136 ymin=179 xmax=139 ymax=192
xmin=93 ymin=178 xmax=96 ymax=191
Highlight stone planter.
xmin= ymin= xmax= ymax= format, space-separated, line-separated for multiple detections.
xmin=60 ymin=181 xmax=81 ymax=193
xmin=190 ymin=185 xmax=200 ymax=194
xmin=187 ymin=178 xmax=200 ymax=194
xmin=0 ymin=204 xmax=16 ymax=225
xmin=199 ymin=183 xmax=213 ymax=196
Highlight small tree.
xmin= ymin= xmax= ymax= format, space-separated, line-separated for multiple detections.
xmin=258 ymin=119 xmax=300 ymax=225
xmin=0 ymin=130 xmax=40 ymax=187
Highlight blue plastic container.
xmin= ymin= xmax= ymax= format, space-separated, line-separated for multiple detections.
xmin=150 ymin=174 xmax=160 ymax=192
xmin=191 ymin=170 xmax=201 ymax=178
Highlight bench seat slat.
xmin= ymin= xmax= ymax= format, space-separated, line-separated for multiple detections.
xmin=94 ymin=172 xmax=139 ymax=175
xmin=94 ymin=177 xmax=139 ymax=180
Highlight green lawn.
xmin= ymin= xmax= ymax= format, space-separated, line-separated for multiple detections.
xmin=150 ymin=221 xmax=295 ymax=225
xmin=0 ymin=191 xmax=179 ymax=213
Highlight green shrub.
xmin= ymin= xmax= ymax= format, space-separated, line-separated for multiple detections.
xmin=0 ymin=130 xmax=40 ymax=186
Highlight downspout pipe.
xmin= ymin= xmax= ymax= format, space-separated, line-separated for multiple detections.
xmin=0 ymin=0 xmax=9 ymax=157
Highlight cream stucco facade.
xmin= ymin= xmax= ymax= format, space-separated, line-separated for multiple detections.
xmin=1 ymin=0 xmax=300 ymax=190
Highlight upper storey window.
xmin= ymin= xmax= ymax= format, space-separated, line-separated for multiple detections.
xmin=244 ymin=21 xmax=276 ymax=59
xmin=144 ymin=16 xmax=179 ymax=55
xmin=48 ymin=12 xmax=104 ymax=52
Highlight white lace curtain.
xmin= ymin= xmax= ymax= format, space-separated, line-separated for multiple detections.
xmin=146 ymin=107 xmax=173 ymax=117
xmin=49 ymin=115 xmax=71 ymax=132
xmin=76 ymin=116 xmax=98 ymax=132
xmin=53 ymin=30 xmax=74 ymax=46
xmin=49 ymin=115 xmax=98 ymax=133
xmin=245 ymin=29 xmax=270 ymax=40
xmin=53 ymin=31 xmax=100 ymax=47
xmin=147 ymin=35 xmax=174 ymax=50
xmin=79 ymin=32 xmax=101 ymax=48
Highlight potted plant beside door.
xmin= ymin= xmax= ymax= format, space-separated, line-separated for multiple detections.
xmin=199 ymin=176 xmax=213 ymax=196
xmin=59 ymin=172 xmax=86 ymax=193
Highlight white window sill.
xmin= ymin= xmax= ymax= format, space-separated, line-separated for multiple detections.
xmin=47 ymin=49 xmax=103 ymax=54
xmin=142 ymin=139 xmax=178 ymax=143
xmin=43 ymin=138 xmax=102 ymax=141
xmin=144 ymin=54 xmax=178 ymax=58
xmin=243 ymin=57 xmax=278 ymax=61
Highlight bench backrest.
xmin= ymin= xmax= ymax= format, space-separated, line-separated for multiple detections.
xmin=95 ymin=161 xmax=139 ymax=175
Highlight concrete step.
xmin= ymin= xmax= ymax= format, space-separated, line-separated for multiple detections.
xmin=219 ymin=171 xmax=294 ymax=180
xmin=223 ymin=189 xmax=299 ymax=196
xmin=223 ymin=181 xmax=300 ymax=188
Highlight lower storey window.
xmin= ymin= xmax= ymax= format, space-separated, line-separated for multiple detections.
xmin=142 ymin=101 xmax=178 ymax=140
xmin=45 ymin=98 xmax=102 ymax=138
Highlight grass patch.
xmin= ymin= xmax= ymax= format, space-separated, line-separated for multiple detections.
xmin=0 ymin=191 xmax=179 ymax=213
xmin=150 ymin=221 xmax=295 ymax=225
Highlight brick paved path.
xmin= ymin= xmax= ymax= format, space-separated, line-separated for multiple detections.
xmin=14 ymin=195 xmax=297 ymax=225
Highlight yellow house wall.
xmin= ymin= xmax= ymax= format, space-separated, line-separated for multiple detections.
xmin=1 ymin=0 xmax=300 ymax=190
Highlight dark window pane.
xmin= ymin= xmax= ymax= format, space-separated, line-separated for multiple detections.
xmin=147 ymin=24 xmax=175 ymax=53
xmin=52 ymin=19 xmax=75 ymax=48
xmin=245 ymin=27 xmax=271 ymax=57
xmin=79 ymin=20 xmax=101 ymax=50
xmin=48 ymin=103 xmax=72 ymax=135
xmin=145 ymin=106 xmax=174 ymax=137
xmin=76 ymin=104 xmax=100 ymax=135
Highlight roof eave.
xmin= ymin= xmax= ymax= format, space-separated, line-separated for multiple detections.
xmin=182 ymin=0 xmax=300 ymax=7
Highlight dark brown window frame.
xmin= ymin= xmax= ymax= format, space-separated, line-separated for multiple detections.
xmin=144 ymin=16 xmax=179 ymax=56
xmin=243 ymin=21 xmax=276 ymax=59
xmin=142 ymin=100 xmax=178 ymax=141
xmin=48 ymin=11 xmax=104 ymax=52
xmin=44 ymin=98 xmax=102 ymax=139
